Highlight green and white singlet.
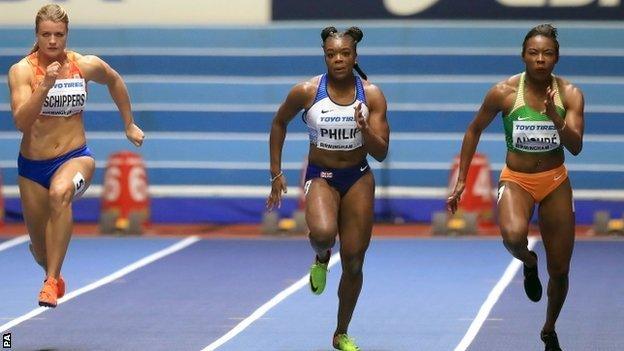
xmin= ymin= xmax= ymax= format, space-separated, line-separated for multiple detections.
xmin=503 ymin=72 xmax=566 ymax=153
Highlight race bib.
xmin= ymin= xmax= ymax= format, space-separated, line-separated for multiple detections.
xmin=41 ymin=78 xmax=87 ymax=117
xmin=512 ymin=120 xmax=560 ymax=152
xmin=315 ymin=105 xmax=368 ymax=151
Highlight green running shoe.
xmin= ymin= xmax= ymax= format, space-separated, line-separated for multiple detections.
xmin=309 ymin=253 xmax=329 ymax=295
xmin=333 ymin=334 xmax=360 ymax=351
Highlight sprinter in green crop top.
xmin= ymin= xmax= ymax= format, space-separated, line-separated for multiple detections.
xmin=447 ymin=24 xmax=584 ymax=351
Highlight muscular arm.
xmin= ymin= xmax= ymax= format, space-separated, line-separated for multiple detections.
xmin=80 ymin=55 xmax=133 ymax=128
xmin=266 ymin=81 xmax=313 ymax=210
xmin=447 ymin=83 xmax=507 ymax=212
xmin=457 ymin=85 xmax=506 ymax=182
xmin=269 ymin=82 xmax=313 ymax=176
xmin=359 ymin=84 xmax=389 ymax=162
xmin=8 ymin=62 xmax=50 ymax=132
xmin=558 ymin=83 xmax=584 ymax=155
xmin=80 ymin=55 xmax=144 ymax=146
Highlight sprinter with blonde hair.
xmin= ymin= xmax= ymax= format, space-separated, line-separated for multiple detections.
xmin=7 ymin=4 xmax=145 ymax=308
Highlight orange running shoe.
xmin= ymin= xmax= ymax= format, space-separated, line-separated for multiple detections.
xmin=57 ymin=275 xmax=66 ymax=298
xmin=28 ymin=244 xmax=66 ymax=298
xmin=38 ymin=277 xmax=59 ymax=308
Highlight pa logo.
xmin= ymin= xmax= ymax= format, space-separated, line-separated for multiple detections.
xmin=2 ymin=332 xmax=11 ymax=349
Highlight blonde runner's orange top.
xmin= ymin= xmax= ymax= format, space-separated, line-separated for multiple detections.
xmin=26 ymin=51 xmax=87 ymax=117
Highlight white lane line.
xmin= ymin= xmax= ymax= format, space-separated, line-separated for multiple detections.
xmin=454 ymin=236 xmax=538 ymax=351
xmin=0 ymin=235 xmax=200 ymax=333
xmin=0 ymin=131 xmax=623 ymax=143
xmin=0 ymin=235 xmax=29 ymax=253
xmin=2 ymin=102 xmax=624 ymax=113
xmin=6 ymin=74 xmax=624 ymax=85
xmin=201 ymin=252 xmax=341 ymax=351
xmin=1 ymin=159 xmax=623 ymax=173
xmin=2 ymin=46 xmax=624 ymax=56
xmin=2 ymin=186 xmax=624 ymax=201
xmin=120 ymin=74 xmax=624 ymax=85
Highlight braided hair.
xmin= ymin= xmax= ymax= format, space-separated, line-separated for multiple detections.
xmin=321 ymin=26 xmax=367 ymax=80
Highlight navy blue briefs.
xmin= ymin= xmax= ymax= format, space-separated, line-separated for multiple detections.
xmin=305 ymin=159 xmax=370 ymax=196
xmin=18 ymin=145 xmax=94 ymax=189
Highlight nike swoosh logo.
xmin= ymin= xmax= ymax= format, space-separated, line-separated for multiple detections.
xmin=517 ymin=116 xmax=531 ymax=121
xmin=360 ymin=165 xmax=369 ymax=172
xmin=554 ymin=174 xmax=563 ymax=181
xmin=321 ymin=109 xmax=334 ymax=114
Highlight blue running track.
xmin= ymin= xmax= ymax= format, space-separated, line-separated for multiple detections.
xmin=2 ymin=236 xmax=623 ymax=350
